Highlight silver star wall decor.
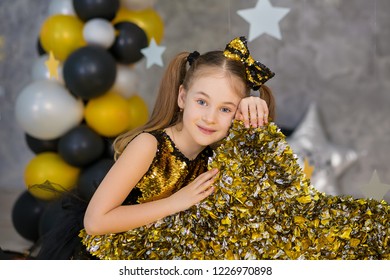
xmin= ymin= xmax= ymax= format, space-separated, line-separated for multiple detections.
xmin=360 ymin=170 xmax=390 ymax=202
xmin=286 ymin=102 xmax=359 ymax=195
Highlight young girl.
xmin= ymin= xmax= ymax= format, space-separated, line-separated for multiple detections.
xmin=82 ymin=38 xmax=275 ymax=233
xmin=38 ymin=36 xmax=276 ymax=259
xmin=79 ymin=38 xmax=389 ymax=260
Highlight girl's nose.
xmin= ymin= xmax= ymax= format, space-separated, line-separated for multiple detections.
xmin=202 ymin=108 xmax=217 ymax=123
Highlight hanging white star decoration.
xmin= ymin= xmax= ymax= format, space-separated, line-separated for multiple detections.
xmin=141 ymin=38 xmax=166 ymax=68
xmin=286 ymin=103 xmax=359 ymax=195
xmin=360 ymin=170 xmax=390 ymax=202
xmin=237 ymin=0 xmax=290 ymax=41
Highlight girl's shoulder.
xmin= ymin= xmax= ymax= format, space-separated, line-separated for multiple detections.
xmin=127 ymin=130 xmax=165 ymax=154
xmin=130 ymin=131 xmax=159 ymax=147
xmin=120 ymin=132 xmax=159 ymax=161
xmin=131 ymin=130 xmax=165 ymax=145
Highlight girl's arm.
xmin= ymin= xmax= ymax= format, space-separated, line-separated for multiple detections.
xmin=83 ymin=133 xmax=217 ymax=235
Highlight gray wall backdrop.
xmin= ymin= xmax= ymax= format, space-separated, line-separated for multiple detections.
xmin=1 ymin=0 xmax=389 ymax=199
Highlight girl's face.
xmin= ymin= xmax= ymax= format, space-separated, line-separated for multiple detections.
xmin=178 ymin=72 xmax=245 ymax=147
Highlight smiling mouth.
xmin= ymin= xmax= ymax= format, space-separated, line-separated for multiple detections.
xmin=197 ymin=125 xmax=216 ymax=135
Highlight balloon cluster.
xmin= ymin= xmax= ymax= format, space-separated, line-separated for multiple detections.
xmin=12 ymin=0 xmax=163 ymax=244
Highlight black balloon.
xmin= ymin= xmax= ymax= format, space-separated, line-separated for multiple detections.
xmin=77 ymin=158 xmax=114 ymax=201
xmin=109 ymin=21 xmax=148 ymax=64
xmin=25 ymin=134 xmax=59 ymax=154
xmin=12 ymin=191 xmax=47 ymax=242
xmin=73 ymin=0 xmax=119 ymax=22
xmin=58 ymin=124 xmax=105 ymax=167
xmin=36 ymin=37 xmax=46 ymax=56
xmin=63 ymin=45 xmax=117 ymax=99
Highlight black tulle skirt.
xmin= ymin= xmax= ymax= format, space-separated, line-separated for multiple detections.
xmin=36 ymin=193 xmax=97 ymax=260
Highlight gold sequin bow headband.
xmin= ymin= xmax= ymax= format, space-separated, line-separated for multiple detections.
xmin=223 ymin=36 xmax=275 ymax=90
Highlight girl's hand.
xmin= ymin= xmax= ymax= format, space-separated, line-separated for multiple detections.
xmin=235 ymin=96 xmax=269 ymax=128
xmin=168 ymin=168 xmax=218 ymax=212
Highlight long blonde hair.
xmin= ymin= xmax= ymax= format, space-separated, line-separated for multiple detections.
xmin=113 ymin=51 xmax=276 ymax=160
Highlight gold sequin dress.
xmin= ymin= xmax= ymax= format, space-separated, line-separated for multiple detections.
xmin=78 ymin=129 xmax=212 ymax=255
xmin=80 ymin=121 xmax=390 ymax=260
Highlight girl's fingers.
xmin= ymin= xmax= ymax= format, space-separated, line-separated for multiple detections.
xmin=241 ymin=105 xmax=250 ymax=128
xmin=238 ymin=97 xmax=269 ymax=128
xmin=248 ymin=103 xmax=258 ymax=128
xmin=202 ymin=170 xmax=218 ymax=188
xmin=195 ymin=169 xmax=218 ymax=185
xmin=260 ymin=100 xmax=269 ymax=125
xmin=254 ymin=100 xmax=269 ymax=127
xmin=201 ymin=185 xmax=215 ymax=197
xmin=235 ymin=111 xmax=243 ymax=121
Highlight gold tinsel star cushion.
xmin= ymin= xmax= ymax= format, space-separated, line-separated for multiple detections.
xmin=80 ymin=121 xmax=390 ymax=260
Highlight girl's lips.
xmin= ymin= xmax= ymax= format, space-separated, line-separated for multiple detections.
xmin=197 ymin=125 xmax=216 ymax=135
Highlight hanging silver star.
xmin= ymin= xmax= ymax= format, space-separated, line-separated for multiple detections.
xmin=360 ymin=170 xmax=390 ymax=202
xmin=141 ymin=38 xmax=166 ymax=68
xmin=286 ymin=102 xmax=359 ymax=195
xmin=237 ymin=0 xmax=290 ymax=41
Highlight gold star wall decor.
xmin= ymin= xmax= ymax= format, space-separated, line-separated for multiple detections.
xmin=303 ymin=157 xmax=314 ymax=179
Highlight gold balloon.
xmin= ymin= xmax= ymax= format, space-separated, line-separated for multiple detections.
xmin=24 ymin=152 xmax=80 ymax=200
xmin=39 ymin=14 xmax=86 ymax=61
xmin=113 ymin=8 xmax=164 ymax=44
xmin=127 ymin=94 xmax=149 ymax=130
xmin=85 ymin=92 xmax=131 ymax=137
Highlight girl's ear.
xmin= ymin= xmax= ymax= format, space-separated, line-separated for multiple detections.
xmin=177 ymin=85 xmax=187 ymax=109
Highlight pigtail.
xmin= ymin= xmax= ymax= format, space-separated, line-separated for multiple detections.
xmin=113 ymin=52 xmax=189 ymax=160
xmin=259 ymin=84 xmax=276 ymax=121
xmin=150 ymin=52 xmax=189 ymax=127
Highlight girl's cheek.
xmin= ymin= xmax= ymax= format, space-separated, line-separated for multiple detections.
xmin=222 ymin=116 xmax=235 ymax=128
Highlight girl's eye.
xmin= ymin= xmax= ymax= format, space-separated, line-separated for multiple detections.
xmin=197 ymin=99 xmax=206 ymax=106
xmin=221 ymin=107 xmax=232 ymax=113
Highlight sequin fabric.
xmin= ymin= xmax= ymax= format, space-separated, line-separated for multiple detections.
xmin=80 ymin=121 xmax=389 ymax=260
xmin=223 ymin=36 xmax=275 ymax=90
xmin=132 ymin=130 xmax=211 ymax=203
xmin=79 ymin=130 xmax=211 ymax=254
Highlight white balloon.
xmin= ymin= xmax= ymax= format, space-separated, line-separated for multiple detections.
xmin=120 ymin=0 xmax=157 ymax=10
xmin=15 ymin=80 xmax=84 ymax=140
xmin=31 ymin=54 xmax=64 ymax=84
xmin=113 ymin=64 xmax=139 ymax=98
xmin=48 ymin=0 xmax=76 ymax=16
xmin=83 ymin=18 xmax=116 ymax=49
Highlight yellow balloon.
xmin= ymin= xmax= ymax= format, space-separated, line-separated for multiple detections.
xmin=39 ymin=14 xmax=86 ymax=61
xmin=128 ymin=94 xmax=149 ymax=130
xmin=85 ymin=92 xmax=131 ymax=137
xmin=24 ymin=152 xmax=80 ymax=201
xmin=113 ymin=8 xmax=164 ymax=44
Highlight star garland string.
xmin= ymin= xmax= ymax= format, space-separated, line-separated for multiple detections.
xmin=0 ymin=36 xmax=4 ymax=62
